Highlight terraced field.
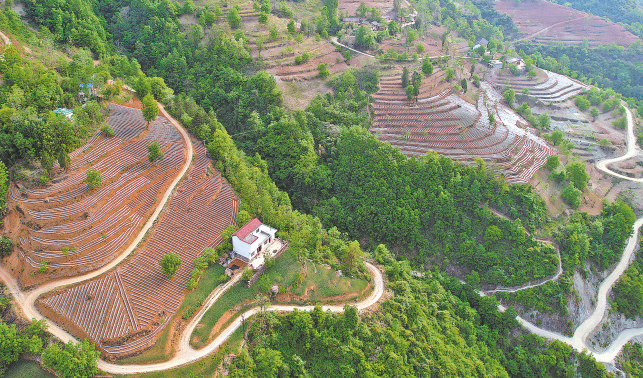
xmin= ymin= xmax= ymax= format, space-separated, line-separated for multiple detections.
xmin=8 ymin=104 xmax=186 ymax=282
xmin=492 ymin=67 xmax=589 ymax=103
xmin=34 ymin=122 xmax=238 ymax=358
xmin=371 ymin=73 xmax=555 ymax=183
xmin=495 ymin=0 xmax=640 ymax=46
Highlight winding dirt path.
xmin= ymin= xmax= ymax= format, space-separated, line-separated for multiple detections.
xmin=507 ymin=102 xmax=643 ymax=363
xmin=513 ymin=17 xmax=586 ymax=44
xmin=0 ymin=103 xmax=194 ymax=365
xmin=97 ymin=262 xmax=384 ymax=374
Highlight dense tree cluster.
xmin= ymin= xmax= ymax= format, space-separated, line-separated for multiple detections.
xmin=613 ymin=249 xmax=643 ymax=318
xmin=226 ymin=245 xmax=609 ymax=377
xmin=503 ymin=200 xmax=635 ymax=314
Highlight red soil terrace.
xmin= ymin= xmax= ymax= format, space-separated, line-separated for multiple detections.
xmin=371 ymin=72 xmax=554 ymax=183
xmin=4 ymin=104 xmax=187 ymax=287
xmin=494 ymin=0 xmax=640 ymax=47
xmin=35 ymin=112 xmax=238 ymax=358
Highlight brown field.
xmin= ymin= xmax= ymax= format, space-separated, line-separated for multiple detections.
xmin=35 ymin=133 xmax=238 ymax=359
xmin=371 ymin=66 xmax=555 ymax=183
xmin=4 ymin=104 xmax=187 ymax=287
xmin=494 ymin=0 xmax=640 ymax=46
xmin=5 ymin=103 xmax=239 ymax=359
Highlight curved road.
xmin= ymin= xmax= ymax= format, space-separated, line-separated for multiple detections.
xmin=509 ymin=102 xmax=643 ymax=363
xmin=98 ymin=262 xmax=384 ymax=374
xmin=0 ymin=103 xmax=195 ymax=365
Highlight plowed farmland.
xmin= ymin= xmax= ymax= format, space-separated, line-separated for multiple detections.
xmin=371 ymin=72 xmax=555 ymax=183
xmin=36 ymin=136 xmax=238 ymax=358
xmin=495 ymin=0 xmax=640 ymax=47
xmin=5 ymin=104 xmax=187 ymax=286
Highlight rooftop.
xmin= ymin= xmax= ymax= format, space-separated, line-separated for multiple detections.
xmin=233 ymin=218 xmax=262 ymax=242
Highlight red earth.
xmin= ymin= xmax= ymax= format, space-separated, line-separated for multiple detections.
xmin=494 ymin=0 xmax=640 ymax=47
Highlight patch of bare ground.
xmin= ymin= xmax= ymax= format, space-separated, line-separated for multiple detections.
xmin=495 ymin=0 xmax=640 ymax=47
xmin=277 ymin=78 xmax=331 ymax=110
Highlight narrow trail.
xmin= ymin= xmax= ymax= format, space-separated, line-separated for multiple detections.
xmin=98 ymin=262 xmax=384 ymax=374
xmin=506 ymin=103 xmax=643 ymax=363
xmin=480 ymin=206 xmax=563 ymax=294
xmin=513 ymin=17 xmax=586 ymax=44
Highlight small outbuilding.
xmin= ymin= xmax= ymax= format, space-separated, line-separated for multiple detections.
xmin=476 ymin=38 xmax=489 ymax=48
xmin=232 ymin=218 xmax=277 ymax=262
xmin=488 ymin=59 xmax=503 ymax=69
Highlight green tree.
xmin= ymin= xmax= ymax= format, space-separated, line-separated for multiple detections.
xmin=445 ymin=67 xmax=455 ymax=81
xmin=160 ymin=253 xmax=182 ymax=278
xmin=141 ymin=94 xmax=159 ymax=130
xmin=357 ymin=1 xmax=368 ymax=18
xmin=401 ymin=67 xmax=409 ymax=88
xmin=148 ymin=142 xmax=164 ymax=164
xmin=355 ymin=25 xmax=375 ymax=50
xmin=591 ymin=107 xmax=599 ymax=118
xmin=562 ymin=183 xmax=582 ymax=209
xmin=228 ymin=5 xmax=242 ymax=29
xmin=484 ymin=225 xmax=503 ymax=245
xmin=566 ymin=161 xmax=590 ymax=191
xmin=503 ymin=88 xmax=516 ymax=107
xmin=388 ymin=20 xmax=399 ymax=36
xmin=406 ymin=30 xmax=416 ymax=45
xmin=544 ymin=155 xmax=560 ymax=171
xmin=341 ymin=240 xmax=364 ymax=272
xmin=537 ymin=113 xmax=551 ymax=129
xmin=270 ymin=24 xmax=279 ymax=39
xmin=0 ymin=236 xmax=12 ymax=257
xmin=84 ymin=168 xmax=102 ymax=190
xmin=58 ymin=147 xmax=71 ymax=171
xmin=318 ymin=62 xmax=330 ymax=78
xmin=259 ymin=12 xmax=268 ymax=24
xmin=406 ymin=85 xmax=414 ymax=102
xmin=42 ymin=339 xmax=99 ymax=378
xmin=422 ymin=59 xmax=433 ymax=76
xmin=261 ymin=0 xmax=272 ymax=13
xmin=287 ymin=19 xmax=296 ymax=34
xmin=0 ymin=161 xmax=7 ymax=211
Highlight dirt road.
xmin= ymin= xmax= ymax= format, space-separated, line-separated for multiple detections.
xmin=97 ymin=262 xmax=384 ymax=374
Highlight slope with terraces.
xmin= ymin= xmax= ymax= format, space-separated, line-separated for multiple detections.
xmin=371 ymin=72 xmax=555 ymax=183
xmin=6 ymin=104 xmax=187 ymax=285
xmin=35 ymin=137 xmax=239 ymax=359
xmin=491 ymin=67 xmax=589 ymax=103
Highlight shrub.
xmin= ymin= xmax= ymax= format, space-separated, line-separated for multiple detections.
xmin=575 ymin=96 xmax=590 ymax=110
xmin=101 ymin=124 xmax=114 ymax=137
xmin=544 ymin=155 xmax=560 ymax=171
xmin=84 ymin=168 xmax=102 ymax=190
xmin=561 ymin=183 xmax=582 ymax=209
xmin=0 ymin=236 xmax=12 ymax=256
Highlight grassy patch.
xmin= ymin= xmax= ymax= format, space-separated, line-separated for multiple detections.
xmin=117 ymin=264 xmax=225 ymax=365
xmin=114 ymin=334 xmax=241 ymax=378
xmin=5 ymin=360 xmax=54 ymax=378
xmin=191 ymin=250 xmax=370 ymax=348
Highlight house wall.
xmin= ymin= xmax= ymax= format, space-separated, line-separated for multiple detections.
xmin=232 ymin=236 xmax=252 ymax=260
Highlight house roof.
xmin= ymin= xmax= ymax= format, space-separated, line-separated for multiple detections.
xmin=233 ymin=218 xmax=262 ymax=243
xmin=476 ymin=38 xmax=489 ymax=46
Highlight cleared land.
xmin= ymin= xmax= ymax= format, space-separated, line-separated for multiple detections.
xmin=4 ymin=104 xmax=186 ymax=286
xmin=495 ymin=0 xmax=640 ymax=46
xmin=32 ymin=108 xmax=238 ymax=359
xmin=371 ymin=69 xmax=555 ymax=183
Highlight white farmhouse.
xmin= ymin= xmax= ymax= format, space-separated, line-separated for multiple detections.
xmin=232 ymin=218 xmax=277 ymax=262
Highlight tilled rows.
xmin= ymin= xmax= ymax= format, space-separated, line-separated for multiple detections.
xmin=37 ymin=140 xmax=239 ymax=357
xmin=372 ymin=83 xmax=554 ymax=183
xmin=12 ymin=105 xmax=186 ymax=271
